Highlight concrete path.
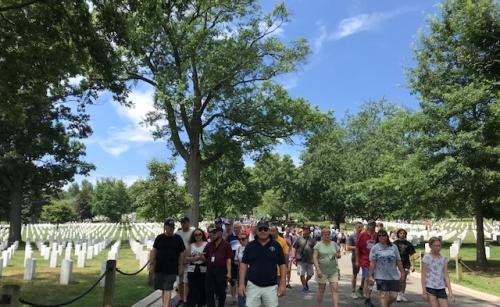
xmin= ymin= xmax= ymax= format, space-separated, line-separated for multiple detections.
xmin=134 ymin=252 xmax=500 ymax=307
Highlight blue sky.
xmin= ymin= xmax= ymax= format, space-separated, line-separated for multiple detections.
xmin=75 ymin=0 xmax=441 ymax=187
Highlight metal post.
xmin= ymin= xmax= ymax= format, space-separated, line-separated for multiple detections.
xmin=0 ymin=284 xmax=20 ymax=307
xmin=102 ymin=260 xmax=116 ymax=307
xmin=455 ymin=255 xmax=463 ymax=282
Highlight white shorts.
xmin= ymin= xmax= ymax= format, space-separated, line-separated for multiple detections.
xmin=296 ymin=262 xmax=314 ymax=277
xmin=246 ymin=281 xmax=278 ymax=307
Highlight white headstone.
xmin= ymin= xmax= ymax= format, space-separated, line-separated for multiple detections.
xmin=86 ymin=246 xmax=93 ymax=260
xmin=425 ymin=243 xmax=431 ymax=254
xmin=77 ymin=251 xmax=86 ymax=268
xmin=450 ymin=245 xmax=459 ymax=258
xmin=60 ymin=259 xmax=73 ymax=285
xmin=1 ymin=251 xmax=7 ymax=268
xmin=50 ymin=249 xmax=58 ymax=268
xmin=65 ymin=246 xmax=72 ymax=260
xmin=99 ymin=261 xmax=107 ymax=287
xmin=24 ymin=258 xmax=36 ymax=280
xmin=139 ymin=250 xmax=149 ymax=269
xmin=486 ymin=246 xmax=491 ymax=259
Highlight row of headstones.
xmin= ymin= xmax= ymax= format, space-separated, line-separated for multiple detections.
xmin=29 ymin=239 xmax=110 ymax=268
xmin=421 ymin=238 xmax=492 ymax=260
xmin=129 ymin=239 xmax=150 ymax=270
xmin=22 ymin=241 xmax=120 ymax=285
xmin=0 ymin=241 xmax=19 ymax=276
xmin=25 ymin=224 xmax=119 ymax=241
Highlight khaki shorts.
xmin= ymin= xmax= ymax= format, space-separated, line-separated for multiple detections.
xmin=316 ymin=272 xmax=339 ymax=284
xmin=246 ymin=281 xmax=278 ymax=307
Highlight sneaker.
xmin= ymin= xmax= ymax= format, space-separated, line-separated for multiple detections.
xmin=301 ymin=287 xmax=309 ymax=294
xmin=305 ymin=284 xmax=309 ymax=291
xmin=351 ymin=292 xmax=359 ymax=299
xmin=357 ymin=288 xmax=364 ymax=297
xmin=400 ymin=294 xmax=408 ymax=302
xmin=397 ymin=293 xmax=403 ymax=302
xmin=286 ymin=284 xmax=292 ymax=289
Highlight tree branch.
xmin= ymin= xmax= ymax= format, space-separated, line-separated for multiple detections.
xmin=0 ymin=0 xmax=42 ymax=12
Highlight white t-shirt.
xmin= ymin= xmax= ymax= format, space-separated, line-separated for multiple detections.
xmin=176 ymin=228 xmax=194 ymax=247
xmin=187 ymin=242 xmax=208 ymax=273
xmin=422 ymin=254 xmax=448 ymax=289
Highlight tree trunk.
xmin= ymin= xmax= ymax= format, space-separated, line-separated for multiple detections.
xmin=187 ymin=150 xmax=201 ymax=227
xmin=474 ymin=198 xmax=488 ymax=269
xmin=8 ymin=177 xmax=23 ymax=245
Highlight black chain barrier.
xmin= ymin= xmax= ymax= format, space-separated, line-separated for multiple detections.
xmin=116 ymin=260 xmax=149 ymax=276
xmin=459 ymin=259 xmax=476 ymax=273
xmin=19 ymin=268 xmax=110 ymax=307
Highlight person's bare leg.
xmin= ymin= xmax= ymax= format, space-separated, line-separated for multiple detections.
xmin=351 ymin=273 xmax=357 ymax=292
xmin=427 ymin=295 xmax=440 ymax=307
xmin=380 ymin=291 xmax=389 ymax=307
xmin=316 ymin=283 xmax=326 ymax=307
xmin=401 ymin=271 xmax=408 ymax=293
xmin=437 ymin=298 xmax=449 ymax=307
xmin=177 ymin=281 xmax=184 ymax=304
xmin=330 ymin=282 xmax=339 ymax=307
xmin=162 ymin=290 xmax=172 ymax=307
xmin=387 ymin=292 xmax=397 ymax=306
xmin=183 ymin=283 xmax=189 ymax=304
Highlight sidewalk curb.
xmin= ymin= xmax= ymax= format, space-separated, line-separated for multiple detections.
xmin=410 ymin=272 xmax=500 ymax=304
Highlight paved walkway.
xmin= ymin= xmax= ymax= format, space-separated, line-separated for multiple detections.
xmin=134 ymin=252 xmax=500 ymax=307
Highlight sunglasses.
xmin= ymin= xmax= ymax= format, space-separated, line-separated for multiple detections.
xmin=239 ymin=237 xmax=247 ymax=241
xmin=258 ymin=227 xmax=269 ymax=232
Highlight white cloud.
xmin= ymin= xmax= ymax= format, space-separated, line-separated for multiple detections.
xmin=314 ymin=8 xmax=414 ymax=52
xmin=88 ymin=86 xmax=159 ymax=157
xmin=176 ymin=173 xmax=186 ymax=185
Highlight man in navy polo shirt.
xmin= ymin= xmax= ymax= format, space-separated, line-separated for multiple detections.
xmin=238 ymin=221 xmax=286 ymax=307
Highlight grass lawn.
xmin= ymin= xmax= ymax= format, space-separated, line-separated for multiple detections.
xmin=1 ymin=241 xmax=153 ymax=307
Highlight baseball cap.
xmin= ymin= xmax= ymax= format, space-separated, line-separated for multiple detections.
xmin=256 ymin=221 xmax=270 ymax=229
xmin=164 ymin=218 xmax=175 ymax=227
xmin=180 ymin=216 xmax=190 ymax=223
xmin=207 ymin=224 xmax=223 ymax=233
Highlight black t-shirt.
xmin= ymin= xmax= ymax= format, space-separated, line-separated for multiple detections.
xmin=393 ymin=239 xmax=416 ymax=268
xmin=153 ymin=233 xmax=185 ymax=274
xmin=242 ymin=239 xmax=285 ymax=287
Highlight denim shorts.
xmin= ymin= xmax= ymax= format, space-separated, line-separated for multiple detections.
xmin=361 ymin=267 xmax=369 ymax=278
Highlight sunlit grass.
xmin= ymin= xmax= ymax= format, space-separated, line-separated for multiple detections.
xmin=1 ymin=241 xmax=152 ymax=307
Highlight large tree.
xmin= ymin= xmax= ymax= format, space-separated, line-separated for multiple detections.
xmin=92 ymin=178 xmax=132 ymax=222
xmin=200 ymin=144 xmax=259 ymax=218
xmin=129 ymin=160 xmax=188 ymax=221
xmin=408 ymin=0 xmax=500 ymax=268
xmin=0 ymin=0 xmax=122 ymax=243
xmin=253 ymin=153 xmax=299 ymax=221
xmin=92 ymin=0 xmax=319 ymax=225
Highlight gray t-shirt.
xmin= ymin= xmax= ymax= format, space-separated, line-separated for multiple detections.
xmin=422 ymin=254 xmax=447 ymax=289
xmin=369 ymin=243 xmax=401 ymax=280
xmin=347 ymin=233 xmax=358 ymax=262
xmin=293 ymin=236 xmax=315 ymax=264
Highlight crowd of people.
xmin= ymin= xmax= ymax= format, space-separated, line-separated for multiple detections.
xmin=148 ymin=217 xmax=454 ymax=307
